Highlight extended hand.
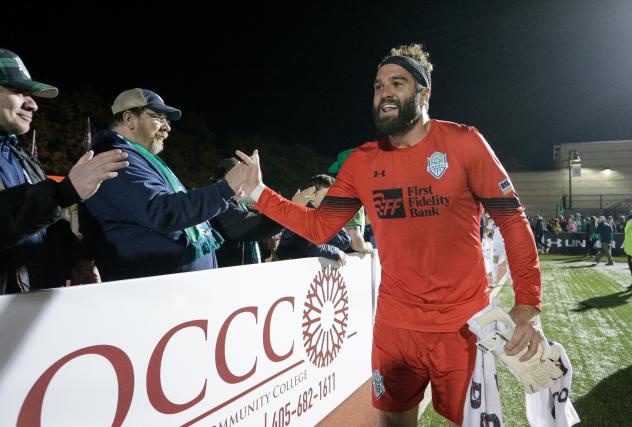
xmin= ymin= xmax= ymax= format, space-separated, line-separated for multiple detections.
xmin=291 ymin=186 xmax=316 ymax=206
xmin=68 ymin=149 xmax=129 ymax=200
xmin=360 ymin=241 xmax=373 ymax=254
xmin=334 ymin=250 xmax=347 ymax=268
xmin=224 ymin=162 xmax=249 ymax=193
xmin=70 ymin=259 xmax=101 ymax=285
xmin=235 ymin=149 xmax=262 ymax=195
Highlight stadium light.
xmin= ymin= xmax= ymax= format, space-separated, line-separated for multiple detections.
xmin=568 ymin=150 xmax=581 ymax=208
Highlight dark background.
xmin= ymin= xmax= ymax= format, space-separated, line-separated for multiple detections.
xmin=5 ymin=0 xmax=632 ymax=186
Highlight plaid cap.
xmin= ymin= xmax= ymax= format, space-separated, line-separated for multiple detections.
xmin=0 ymin=49 xmax=58 ymax=98
xmin=111 ymin=88 xmax=181 ymax=121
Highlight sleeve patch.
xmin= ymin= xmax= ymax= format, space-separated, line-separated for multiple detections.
xmin=498 ymin=178 xmax=514 ymax=195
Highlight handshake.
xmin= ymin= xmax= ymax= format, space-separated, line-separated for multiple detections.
xmin=223 ymin=150 xmax=263 ymax=197
xmin=468 ymin=301 xmax=563 ymax=394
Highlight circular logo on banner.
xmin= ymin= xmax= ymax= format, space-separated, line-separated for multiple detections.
xmin=302 ymin=266 xmax=349 ymax=367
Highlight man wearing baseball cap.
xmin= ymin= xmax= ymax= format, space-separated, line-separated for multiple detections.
xmin=80 ymin=88 xmax=248 ymax=281
xmin=0 ymin=48 xmax=129 ymax=294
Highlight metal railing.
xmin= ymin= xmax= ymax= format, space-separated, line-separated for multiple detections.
xmin=561 ymin=194 xmax=632 ymax=215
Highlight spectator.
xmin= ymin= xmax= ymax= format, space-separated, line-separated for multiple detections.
xmin=551 ymin=218 xmax=562 ymax=234
xmin=584 ymin=216 xmax=598 ymax=257
xmin=557 ymin=215 xmax=567 ymax=232
xmin=0 ymin=48 xmax=128 ymax=294
xmin=594 ymin=216 xmax=614 ymax=266
xmin=574 ymin=212 xmax=585 ymax=233
xmin=617 ymin=215 xmax=627 ymax=233
xmin=566 ymin=216 xmax=577 ymax=233
xmin=607 ymin=215 xmax=616 ymax=233
xmin=80 ymin=88 xmax=248 ymax=281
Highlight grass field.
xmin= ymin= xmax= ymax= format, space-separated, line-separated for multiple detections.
xmin=417 ymin=254 xmax=632 ymax=426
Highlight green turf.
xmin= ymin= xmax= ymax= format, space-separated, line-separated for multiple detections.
xmin=417 ymin=256 xmax=632 ymax=426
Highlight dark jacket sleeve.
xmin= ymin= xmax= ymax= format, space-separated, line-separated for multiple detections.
xmin=0 ymin=179 xmax=80 ymax=250
xmin=45 ymin=218 xmax=84 ymax=286
xmin=278 ymin=228 xmax=351 ymax=261
xmin=328 ymin=228 xmax=351 ymax=250
xmin=87 ymin=133 xmax=234 ymax=232
xmin=216 ymin=202 xmax=283 ymax=241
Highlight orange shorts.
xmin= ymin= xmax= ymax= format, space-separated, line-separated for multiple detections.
xmin=371 ymin=320 xmax=477 ymax=425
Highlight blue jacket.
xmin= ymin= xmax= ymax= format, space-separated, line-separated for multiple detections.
xmin=81 ymin=130 xmax=234 ymax=281
xmin=276 ymin=203 xmax=351 ymax=261
xmin=1 ymin=135 xmax=83 ymax=293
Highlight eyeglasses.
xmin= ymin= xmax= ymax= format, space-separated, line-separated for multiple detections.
xmin=142 ymin=110 xmax=170 ymax=126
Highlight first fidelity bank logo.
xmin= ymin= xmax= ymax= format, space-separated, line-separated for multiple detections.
xmin=372 ymin=189 xmax=406 ymax=219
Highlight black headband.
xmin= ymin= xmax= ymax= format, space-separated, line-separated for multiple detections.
xmin=378 ymin=56 xmax=431 ymax=89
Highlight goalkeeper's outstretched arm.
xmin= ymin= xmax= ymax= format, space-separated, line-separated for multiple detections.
xmin=236 ymin=149 xmax=361 ymax=245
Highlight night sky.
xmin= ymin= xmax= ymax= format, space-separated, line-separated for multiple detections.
xmin=5 ymin=0 xmax=632 ymax=170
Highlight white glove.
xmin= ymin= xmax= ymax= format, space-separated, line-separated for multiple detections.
xmin=469 ymin=303 xmax=563 ymax=394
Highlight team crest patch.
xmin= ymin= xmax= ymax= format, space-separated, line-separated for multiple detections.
xmin=427 ymin=151 xmax=448 ymax=179
xmin=498 ymin=178 xmax=514 ymax=195
xmin=372 ymin=370 xmax=385 ymax=400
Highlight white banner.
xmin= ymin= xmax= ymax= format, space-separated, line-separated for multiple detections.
xmin=0 ymin=255 xmax=373 ymax=427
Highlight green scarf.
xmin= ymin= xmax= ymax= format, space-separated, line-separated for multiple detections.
xmin=122 ymin=136 xmax=223 ymax=261
xmin=236 ymin=199 xmax=261 ymax=263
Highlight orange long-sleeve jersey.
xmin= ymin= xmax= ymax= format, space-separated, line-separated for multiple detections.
xmin=256 ymin=120 xmax=541 ymax=331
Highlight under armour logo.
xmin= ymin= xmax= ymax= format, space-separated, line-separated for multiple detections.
xmin=373 ymin=170 xmax=386 ymax=178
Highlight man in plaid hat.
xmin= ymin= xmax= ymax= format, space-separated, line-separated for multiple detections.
xmin=0 ymin=48 xmax=129 ymax=294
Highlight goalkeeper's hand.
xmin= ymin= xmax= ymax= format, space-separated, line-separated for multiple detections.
xmin=505 ymin=304 xmax=544 ymax=361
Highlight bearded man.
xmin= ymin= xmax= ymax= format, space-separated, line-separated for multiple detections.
xmin=235 ymin=43 xmax=545 ymax=427
xmin=80 ymin=89 xmax=248 ymax=281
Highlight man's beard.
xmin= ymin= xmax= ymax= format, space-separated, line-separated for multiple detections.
xmin=149 ymin=131 xmax=168 ymax=154
xmin=372 ymin=92 xmax=421 ymax=136
xmin=150 ymin=140 xmax=164 ymax=155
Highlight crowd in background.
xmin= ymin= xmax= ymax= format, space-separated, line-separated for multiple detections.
xmin=529 ymin=212 xmax=628 ymax=235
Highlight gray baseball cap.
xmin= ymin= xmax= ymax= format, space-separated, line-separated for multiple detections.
xmin=111 ymin=88 xmax=181 ymax=121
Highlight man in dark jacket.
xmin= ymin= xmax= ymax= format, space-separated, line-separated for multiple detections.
xmin=81 ymin=89 xmax=248 ymax=281
xmin=594 ymin=215 xmax=614 ymax=265
xmin=0 ymin=48 xmax=129 ymax=294
xmin=276 ymin=174 xmax=351 ymax=268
